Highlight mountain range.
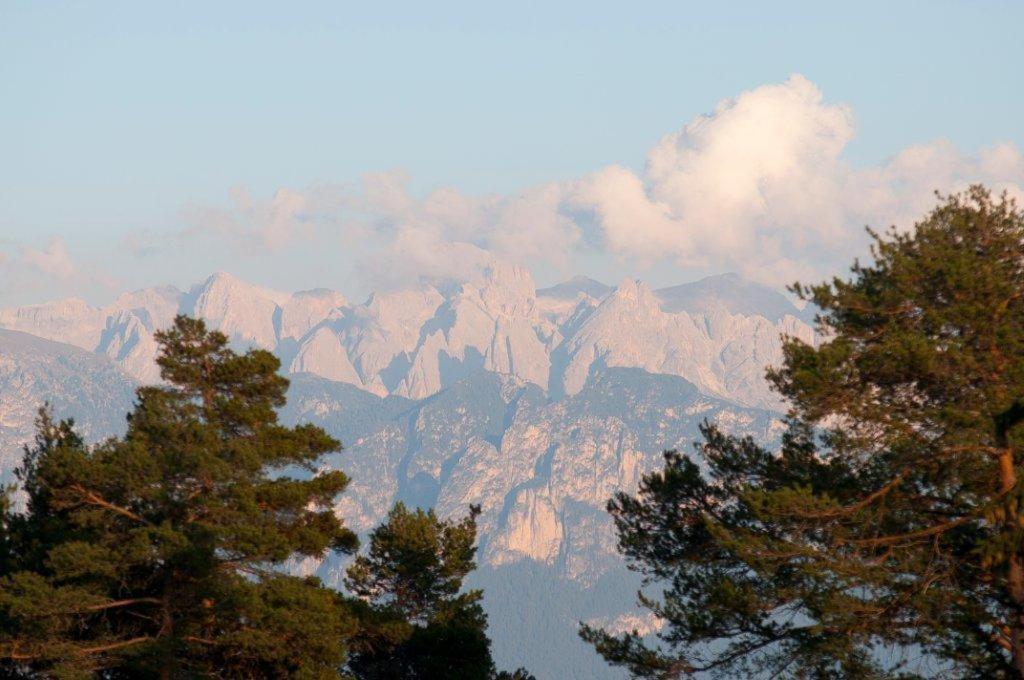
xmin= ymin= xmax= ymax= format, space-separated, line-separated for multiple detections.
xmin=0 ymin=264 xmax=816 ymax=679
xmin=0 ymin=263 xmax=814 ymax=407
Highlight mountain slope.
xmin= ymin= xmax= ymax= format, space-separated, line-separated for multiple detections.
xmin=0 ymin=266 xmax=811 ymax=678
xmin=654 ymin=272 xmax=812 ymax=322
xmin=555 ymin=278 xmax=814 ymax=409
xmin=0 ymin=329 xmax=137 ymax=483
xmin=282 ymin=367 xmax=779 ymax=679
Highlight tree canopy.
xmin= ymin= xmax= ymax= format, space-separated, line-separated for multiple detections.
xmin=345 ymin=502 xmax=532 ymax=680
xmin=582 ymin=187 xmax=1024 ymax=678
xmin=0 ymin=316 xmax=358 ymax=678
xmin=0 ymin=316 xmax=533 ymax=678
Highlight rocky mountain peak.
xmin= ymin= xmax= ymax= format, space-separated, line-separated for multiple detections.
xmin=0 ymin=263 xmax=815 ymax=410
xmin=279 ymin=289 xmax=348 ymax=343
xmin=460 ymin=261 xmax=538 ymax=320
xmin=655 ymin=272 xmax=809 ymax=322
xmin=0 ymin=265 xmax=817 ymax=680
xmin=188 ymin=272 xmax=287 ymax=349
xmin=606 ymin=277 xmax=660 ymax=312
xmin=192 ymin=271 xmax=291 ymax=307
xmin=537 ymin=275 xmax=612 ymax=302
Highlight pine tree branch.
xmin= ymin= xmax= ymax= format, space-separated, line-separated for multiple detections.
xmin=840 ymin=516 xmax=972 ymax=548
xmin=689 ymin=631 xmax=789 ymax=673
xmin=942 ymin=444 xmax=1006 ymax=458
xmin=990 ymin=621 xmax=1015 ymax=652
xmin=3 ymin=636 xmax=152 ymax=660
xmin=991 ymin=631 xmax=1013 ymax=653
xmin=84 ymin=597 xmax=163 ymax=612
xmin=68 ymin=484 xmax=150 ymax=525
xmin=76 ymin=636 xmax=152 ymax=655
xmin=184 ymin=636 xmax=216 ymax=646
xmin=21 ymin=598 xmax=165 ymax=619
xmin=785 ymin=470 xmax=908 ymax=520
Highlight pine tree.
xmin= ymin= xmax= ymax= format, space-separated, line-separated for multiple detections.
xmin=582 ymin=187 xmax=1024 ymax=678
xmin=344 ymin=502 xmax=533 ymax=680
xmin=0 ymin=316 xmax=358 ymax=678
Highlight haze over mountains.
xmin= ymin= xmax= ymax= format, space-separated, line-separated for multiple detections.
xmin=0 ymin=263 xmax=816 ymax=678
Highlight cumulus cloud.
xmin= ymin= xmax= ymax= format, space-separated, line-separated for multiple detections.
xmin=182 ymin=183 xmax=358 ymax=255
xmin=572 ymin=74 xmax=1024 ymax=285
xmin=1 ymin=236 xmax=121 ymax=304
xmin=183 ymin=186 xmax=315 ymax=253
xmin=573 ymin=74 xmax=859 ymax=278
xmin=20 ymin=236 xmax=78 ymax=280
xmin=351 ymin=171 xmax=581 ymax=287
xmin=125 ymin=181 xmax=357 ymax=260
xmin=151 ymin=74 xmax=1024 ymax=290
xmin=846 ymin=140 xmax=1024 ymax=231
xmin=133 ymin=168 xmax=581 ymax=290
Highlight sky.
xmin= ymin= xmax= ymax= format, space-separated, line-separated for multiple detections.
xmin=2 ymin=1 xmax=1024 ymax=306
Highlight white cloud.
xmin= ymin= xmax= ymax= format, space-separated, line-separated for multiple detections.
xmin=348 ymin=170 xmax=581 ymax=288
xmin=151 ymin=167 xmax=581 ymax=289
xmin=1 ymin=237 xmax=121 ymax=304
xmin=572 ymin=75 xmax=855 ymax=283
xmin=183 ymin=186 xmax=314 ymax=253
xmin=148 ymin=74 xmax=1024 ymax=290
xmin=646 ymin=74 xmax=853 ymax=242
xmin=571 ymin=75 xmax=1024 ymax=285
xmin=845 ymin=140 xmax=1024 ymax=232
xmin=125 ymin=181 xmax=357 ymax=260
xmin=20 ymin=237 xmax=78 ymax=281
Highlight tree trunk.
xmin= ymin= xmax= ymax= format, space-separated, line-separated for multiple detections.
xmin=159 ymin=587 xmax=174 ymax=680
xmin=996 ymin=402 xmax=1024 ymax=677
xmin=1008 ymin=556 xmax=1024 ymax=678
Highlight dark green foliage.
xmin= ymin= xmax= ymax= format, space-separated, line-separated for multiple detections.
xmin=493 ymin=669 xmax=536 ymax=680
xmin=345 ymin=502 xmax=530 ymax=680
xmin=346 ymin=502 xmax=480 ymax=624
xmin=0 ymin=316 xmax=357 ymax=678
xmin=583 ymin=188 xmax=1024 ymax=678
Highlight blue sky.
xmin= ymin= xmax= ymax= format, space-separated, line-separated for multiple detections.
xmin=2 ymin=1 xmax=1024 ymax=305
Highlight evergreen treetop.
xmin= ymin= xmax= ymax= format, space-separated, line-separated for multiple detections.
xmin=583 ymin=187 xmax=1024 ymax=678
xmin=344 ymin=502 xmax=532 ymax=680
xmin=1 ymin=316 xmax=357 ymax=678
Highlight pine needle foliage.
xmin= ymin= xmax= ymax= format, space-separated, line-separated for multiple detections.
xmin=582 ymin=187 xmax=1024 ymax=678
xmin=0 ymin=316 xmax=358 ymax=679
xmin=345 ymin=502 xmax=533 ymax=680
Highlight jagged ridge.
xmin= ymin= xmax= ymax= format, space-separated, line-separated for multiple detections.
xmin=0 ymin=263 xmax=815 ymax=410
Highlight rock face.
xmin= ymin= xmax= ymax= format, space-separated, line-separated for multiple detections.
xmin=556 ymin=278 xmax=814 ymax=409
xmin=654 ymin=272 xmax=816 ymax=322
xmin=0 ymin=265 xmax=815 ymax=410
xmin=0 ymin=263 xmax=816 ymax=679
xmin=0 ymin=329 xmax=137 ymax=484
xmin=281 ymin=367 xmax=780 ymax=679
xmin=288 ymin=366 xmax=778 ymax=584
